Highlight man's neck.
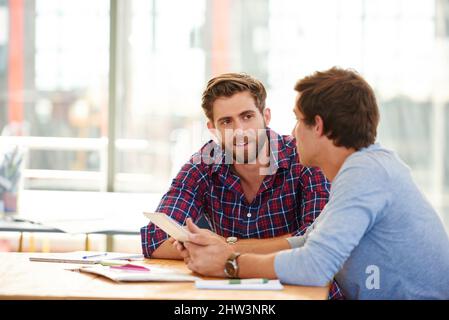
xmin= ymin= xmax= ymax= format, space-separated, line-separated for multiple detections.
xmin=232 ymin=162 xmax=266 ymax=182
xmin=318 ymin=144 xmax=356 ymax=182
xmin=231 ymin=142 xmax=270 ymax=183
xmin=232 ymin=161 xmax=267 ymax=204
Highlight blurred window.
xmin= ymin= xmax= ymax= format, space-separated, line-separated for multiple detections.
xmin=0 ymin=0 xmax=448 ymax=229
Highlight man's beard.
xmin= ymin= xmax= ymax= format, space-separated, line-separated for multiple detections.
xmin=222 ymin=127 xmax=269 ymax=164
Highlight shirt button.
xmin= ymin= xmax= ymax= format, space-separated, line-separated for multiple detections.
xmin=247 ymin=213 xmax=252 ymax=218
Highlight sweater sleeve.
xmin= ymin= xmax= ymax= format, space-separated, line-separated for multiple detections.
xmin=274 ymin=160 xmax=391 ymax=286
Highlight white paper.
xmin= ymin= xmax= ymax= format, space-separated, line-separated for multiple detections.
xmin=195 ymin=279 xmax=284 ymax=290
xmin=78 ymin=265 xmax=200 ymax=282
xmin=29 ymin=251 xmax=144 ymax=264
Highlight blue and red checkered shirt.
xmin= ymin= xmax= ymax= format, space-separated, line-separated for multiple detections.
xmin=141 ymin=129 xmax=343 ymax=299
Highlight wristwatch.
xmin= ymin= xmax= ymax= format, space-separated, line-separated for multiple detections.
xmin=226 ymin=236 xmax=238 ymax=245
xmin=224 ymin=252 xmax=241 ymax=278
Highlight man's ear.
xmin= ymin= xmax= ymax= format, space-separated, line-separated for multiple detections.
xmin=314 ymin=115 xmax=324 ymax=137
xmin=263 ymin=108 xmax=271 ymax=126
xmin=207 ymin=121 xmax=219 ymax=140
xmin=207 ymin=121 xmax=214 ymax=130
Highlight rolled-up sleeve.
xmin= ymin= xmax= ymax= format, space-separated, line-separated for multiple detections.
xmin=286 ymin=235 xmax=306 ymax=249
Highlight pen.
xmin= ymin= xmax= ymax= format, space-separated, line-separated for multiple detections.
xmin=228 ymin=278 xmax=269 ymax=284
xmin=110 ymin=264 xmax=150 ymax=272
xmin=82 ymin=253 xmax=108 ymax=259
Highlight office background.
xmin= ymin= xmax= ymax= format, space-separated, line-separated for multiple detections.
xmin=1 ymin=0 xmax=449 ymax=251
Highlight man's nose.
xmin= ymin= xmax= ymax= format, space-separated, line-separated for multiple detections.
xmin=291 ymin=123 xmax=297 ymax=137
xmin=232 ymin=118 xmax=244 ymax=131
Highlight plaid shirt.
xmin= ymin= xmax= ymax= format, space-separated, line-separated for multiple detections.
xmin=141 ymin=129 xmax=343 ymax=299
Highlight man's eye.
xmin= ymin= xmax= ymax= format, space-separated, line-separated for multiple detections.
xmin=243 ymin=114 xmax=253 ymax=120
xmin=221 ymin=120 xmax=231 ymax=125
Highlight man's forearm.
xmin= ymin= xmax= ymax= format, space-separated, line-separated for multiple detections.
xmin=150 ymin=238 xmax=183 ymax=259
xmin=153 ymin=234 xmax=291 ymax=258
xmin=238 ymin=253 xmax=278 ymax=279
xmin=232 ymin=235 xmax=291 ymax=254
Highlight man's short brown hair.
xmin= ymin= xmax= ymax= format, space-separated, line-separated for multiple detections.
xmin=294 ymin=67 xmax=380 ymax=150
xmin=201 ymin=73 xmax=267 ymax=121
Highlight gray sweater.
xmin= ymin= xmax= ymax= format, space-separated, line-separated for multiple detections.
xmin=274 ymin=143 xmax=449 ymax=299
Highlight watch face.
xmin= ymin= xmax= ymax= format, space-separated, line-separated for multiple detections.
xmin=225 ymin=260 xmax=236 ymax=278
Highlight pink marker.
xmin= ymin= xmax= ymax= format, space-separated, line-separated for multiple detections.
xmin=111 ymin=264 xmax=150 ymax=272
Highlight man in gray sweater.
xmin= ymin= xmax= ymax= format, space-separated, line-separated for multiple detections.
xmin=176 ymin=67 xmax=449 ymax=299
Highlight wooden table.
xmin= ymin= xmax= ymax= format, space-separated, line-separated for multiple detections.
xmin=0 ymin=253 xmax=329 ymax=300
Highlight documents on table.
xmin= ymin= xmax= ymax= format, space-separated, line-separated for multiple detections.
xmin=195 ymin=279 xmax=284 ymax=290
xmin=69 ymin=264 xmax=200 ymax=282
xmin=29 ymin=251 xmax=144 ymax=264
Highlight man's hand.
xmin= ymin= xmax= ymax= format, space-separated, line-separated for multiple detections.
xmin=172 ymin=240 xmax=189 ymax=263
xmin=179 ymin=218 xmax=234 ymax=277
xmin=172 ymin=218 xmax=226 ymax=265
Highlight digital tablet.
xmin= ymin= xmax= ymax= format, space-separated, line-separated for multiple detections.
xmin=143 ymin=212 xmax=189 ymax=243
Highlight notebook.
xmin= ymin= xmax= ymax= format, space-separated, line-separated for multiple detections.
xmin=71 ymin=264 xmax=201 ymax=282
xmin=29 ymin=251 xmax=144 ymax=265
xmin=195 ymin=279 xmax=284 ymax=290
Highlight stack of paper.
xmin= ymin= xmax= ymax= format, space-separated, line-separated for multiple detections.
xmin=195 ymin=279 xmax=284 ymax=290
xmin=75 ymin=265 xmax=200 ymax=282
xmin=29 ymin=251 xmax=144 ymax=264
